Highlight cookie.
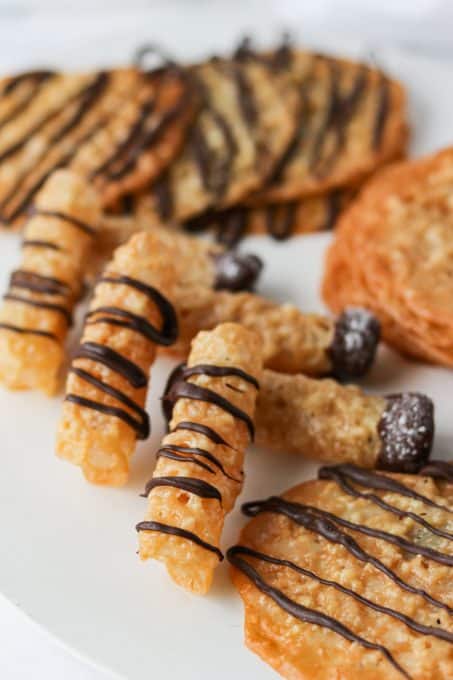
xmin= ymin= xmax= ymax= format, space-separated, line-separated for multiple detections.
xmin=0 ymin=170 xmax=101 ymax=394
xmin=323 ymin=147 xmax=453 ymax=367
xmin=162 ymin=187 xmax=350 ymax=247
xmin=137 ymin=322 xmax=262 ymax=594
xmin=236 ymin=42 xmax=408 ymax=204
xmin=55 ymin=231 xmax=179 ymax=486
xmin=164 ymin=366 xmax=434 ymax=471
xmin=109 ymin=225 xmax=380 ymax=378
xmin=131 ymin=54 xmax=298 ymax=223
xmin=0 ymin=66 xmax=195 ymax=226
xmin=229 ymin=463 xmax=453 ymax=679
xmin=255 ymin=371 xmax=434 ymax=471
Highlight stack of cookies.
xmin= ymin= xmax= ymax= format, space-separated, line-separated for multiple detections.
xmin=104 ymin=39 xmax=408 ymax=247
xmin=323 ymin=147 xmax=453 ymax=367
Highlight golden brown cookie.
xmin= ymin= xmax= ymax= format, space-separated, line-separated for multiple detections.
xmin=163 ymin=367 xmax=434 ymax=471
xmin=100 ymin=225 xmax=380 ymax=378
xmin=0 ymin=65 xmax=196 ymax=226
xmin=132 ymin=54 xmax=298 ymax=223
xmin=0 ymin=170 xmax=101 ymax=394
xmin=137 ymin=322 xmax=262 ymax=595
xmin=55 ymin=231 xmax=179 ymax=486
xmin=229 ymin=462 xmax=453 ymax=679
xmin=237 ymin=42 xmax=408 ymax=204
xmin=323 ymin=147 xmax=453 ymax=367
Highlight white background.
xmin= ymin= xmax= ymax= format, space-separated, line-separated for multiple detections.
xmin=0 ymin=1 xmax=452 ymax=678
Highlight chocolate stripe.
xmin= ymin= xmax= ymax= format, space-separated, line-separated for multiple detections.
xmin=29 ymin=208 xmax=96 ymax=236
xmin=229 ymin=545 xmax=453 ymax=643
xmin=227 ymin=547 xmax=410 ymax=679
xmin=66 ymin=393 xmax=148 ymax=439
xmin=243 ymin=497 xmax=452 ymax=614
xmin=319 ymin=465 xmax=453 ymax=541
xmin=68 ymin=366 xmax=149 ymax=439
xmin=98 ymin=275 xmax=178 ymax=346
xmin=172 ymin=421 xmax=233 ymax=449
xmin=181 ymin=363 xmax=259 ymax=389
xmin=21 ymin=239 xmax=62 ymax=252
xmin=86 ymin=306 xmax=172 ymax=345
xmin=143 ymin=475 xmax=222 ymax=502
xmin=265 ymin=202 xmax=297 ymax=240
xmin=136 ymin=520 xmax=223 ymax=561
xmin=0 ymin=322 xmax=57 ymax=340
xmin=163 ymin=380 xmax=255 ymax=440
xmin=74 ymin=341 xmax=148 ymax=389
xmin=10 ymin=270 xmax=70 ymax=296
xmin=3 ymin=294 xmax=71 ymax=325
xmin=157 ymin=444 xmax=242 ymax=482
xmin=156 ymin=447 xmax=216 ymax=475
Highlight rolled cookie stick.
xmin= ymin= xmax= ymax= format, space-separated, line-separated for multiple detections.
xmin=164 ymin=366 xmax=434 ymax=472
xmin=118 ymin=225 xmax=381 ymax=378
xmin=56 ymin=231 xmax=178 ymax=486
xmin=0 ymin=170 xmax=101 ymax=395
xmin=256 ymin=370 xmax=434 ymax=472
xmin=137 ymin=323 xmax=262 ymax=595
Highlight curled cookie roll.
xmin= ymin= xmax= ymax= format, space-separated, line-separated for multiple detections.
xmin=257 ymin=370 xmax=435 ymax=472
xmin=148 ymin=226 xmax=381 ymax=379
xmin=55 ymin=232 xmax=178 ymax=485
xmin=0 ymin=170 xmax=101 ymax=395
xmin=137 ymin=322 xmax=262 ymax=595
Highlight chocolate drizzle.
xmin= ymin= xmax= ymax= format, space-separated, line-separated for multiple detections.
xmin=67 ymin=274 xmax=177 ymax=440
xmin=75 ymin=341 xmax=148 ymax=388
xmin=97 ymin=275 xmax=178 ymax=346
xmin=66 ymin=366 xmax=149 ymax=439
xmin=319 ymin=464 xmax=453 ymax=541
xmin=21 ymin=239 xmax=62 ymax=252
xmin=172 ymin=420 xmax=233 ymax=449
xmin=136 ymin=521 xmax=223 ymax=561
xmin=162 ymin=362 xmax=257 ymax=440
xmin=157 ymin=444 xmax=242 ymax=482
xmin=29 ymin=208 xmax=96 ymax=236
xmin=230 ymin=465 xmax=453 ymax=677
xmin=3 ymin=293 xmax=72 ymax=325
xmin=143 ymin=475 xmax=222 ymax=502
xmin=227 ymin=547 xmax=410 ymax=679
xmin=0 ymin=322 xmax=57 ymax=340
xmin=9 ymin=270 xmax=70 ymax=296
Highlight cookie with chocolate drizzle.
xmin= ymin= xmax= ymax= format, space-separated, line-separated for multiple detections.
xmin=56 ymin=230 xmax=179 ymax=486
xmin=131 ymin=53 xmax=298 ymax=224
xmin=237 ymin=40 xmax=408 ymax=204
xmin=137 ymin=322 xmax=262 ymax=595
xmin=0 ymin=64 xmax=196 ymax=226
xmin=229 ymin=462 xmax=453 ymax=679
xmin=0 ymin=170 xmax=101 ymax=394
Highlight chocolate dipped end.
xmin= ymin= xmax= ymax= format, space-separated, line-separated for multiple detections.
xmin=377 ymin=393 xmax=434 ymax=473
xmin=213 ymin=251 xmax=263 ymax=292
xmin=328 ymin=307 xmax=381 ymax=381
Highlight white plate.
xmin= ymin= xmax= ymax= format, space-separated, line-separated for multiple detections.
xmin=0 ymin=11 xmax=452 ymax=680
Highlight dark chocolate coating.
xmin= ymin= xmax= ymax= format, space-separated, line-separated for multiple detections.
xmin=328 ymin=307 xmax=381 ymax=380
xmin=377 ymin=393 xmax=434 ymax=473
xmin=213 ymin=251 xmax=263 ymax=292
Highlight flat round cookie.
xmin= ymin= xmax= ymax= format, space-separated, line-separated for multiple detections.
xmin=323 ymin=148 xmax=453 ymax=367
xmin=133 ymin=55 xmax=298 ymax=223
xmin=229 ymin=463 xmax=453 ymax=680
xmin=241 ymin=46 xmax=408 ymax=204
xmin=0 ymin=65 xmax=196 ymax=226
